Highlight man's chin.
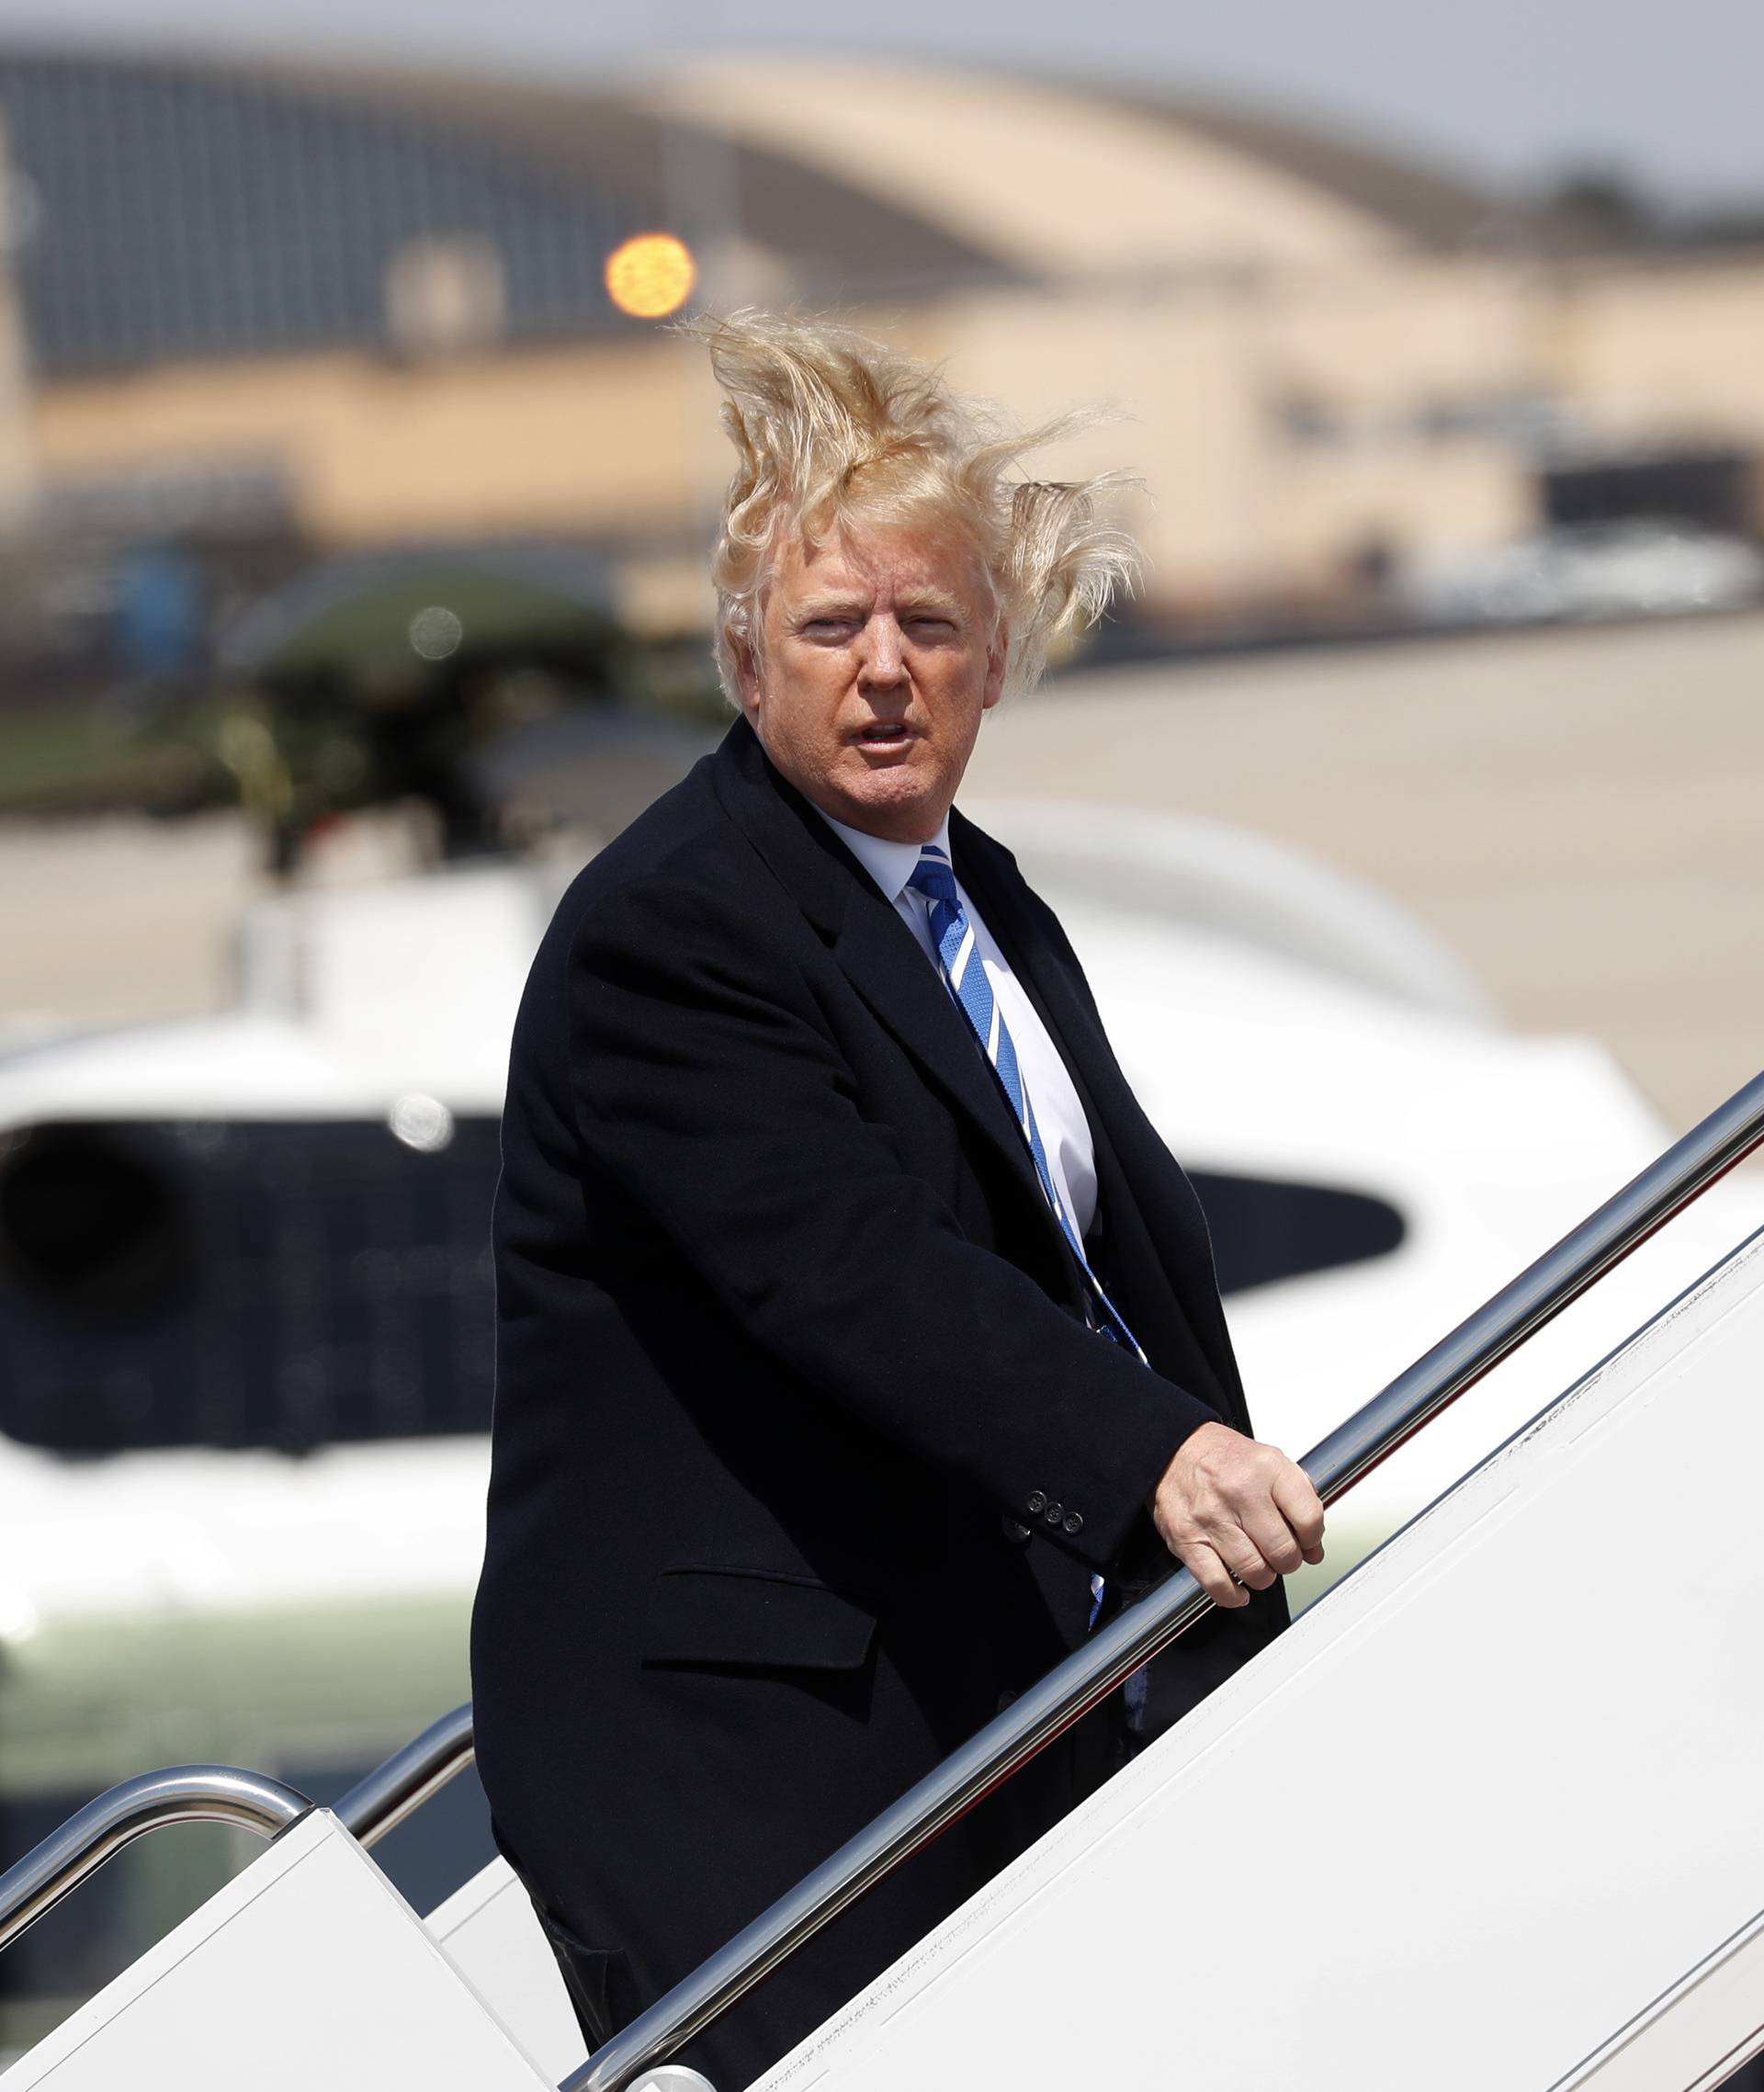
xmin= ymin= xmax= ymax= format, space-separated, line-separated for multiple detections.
xmin=833 ymin=766 xmax=946 ymax=841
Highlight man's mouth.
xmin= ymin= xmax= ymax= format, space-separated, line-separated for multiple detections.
xmin=854 ymin=720 xmax=912 ymax=747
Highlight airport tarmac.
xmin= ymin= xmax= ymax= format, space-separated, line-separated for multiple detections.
xmin=968 ymin=608 xmax=1764 ymax=1142
xmin=2 ymin=608 xmax=1760 ymax=1145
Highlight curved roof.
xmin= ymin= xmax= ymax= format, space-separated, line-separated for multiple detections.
xmin=277 ymin=59 xmax=1027 ymax=301
xmin=648 ymin=57 xmax=1594 ymax=278
xmin=0 ymin=47 xmax=1023 ymax=378
xmin=1112 ymin=91 xmax=1554 ymax=254
xmin=0 ymin=45 xmax=1585 ymax=380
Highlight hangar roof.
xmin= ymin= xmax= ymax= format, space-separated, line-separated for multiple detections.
xmin=0 ymin=45 xmax=1592 ymax=380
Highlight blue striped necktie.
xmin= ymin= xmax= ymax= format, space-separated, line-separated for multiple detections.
xmin=906 ymin=846 xmax=1145 ymax=1362
xmin=908 ymin=844 xmax=1154 ymax=1715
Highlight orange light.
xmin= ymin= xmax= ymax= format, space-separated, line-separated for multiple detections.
xmin=605 ymin=232 xmax=697 ymax=320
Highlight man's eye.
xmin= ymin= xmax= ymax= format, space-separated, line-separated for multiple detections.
xmin=801 ymin=619 xmax=855 ymax=639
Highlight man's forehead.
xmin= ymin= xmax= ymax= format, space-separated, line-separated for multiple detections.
xmin=771 ymin=523 xmax=983 ymax=608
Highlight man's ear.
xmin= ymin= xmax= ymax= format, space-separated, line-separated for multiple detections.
xmin=981 ymin=616 xmax=1009 ymax=712
xmin=733 ymin=636 xmax=763 ymax=723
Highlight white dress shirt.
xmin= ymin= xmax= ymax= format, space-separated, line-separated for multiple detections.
xmin=816 ymin=808 xmax=1099 ymax=1239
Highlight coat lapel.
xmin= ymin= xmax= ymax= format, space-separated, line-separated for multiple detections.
xmin=709 ymin=720 xmax=1062 ymax=1239
xmin=949 ymin=806 xmax=1244 ymax=1403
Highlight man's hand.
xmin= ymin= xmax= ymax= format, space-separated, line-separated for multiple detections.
xmin=1150 ymin=1422 xmax=1325 ymax=1609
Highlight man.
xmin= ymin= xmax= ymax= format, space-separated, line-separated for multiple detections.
xmin=471 ymin=312 xmax=1323 ymax=2087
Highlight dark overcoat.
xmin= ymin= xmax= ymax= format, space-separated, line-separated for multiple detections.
xmin=470 ymin=715 xmax=1286 ymax=2086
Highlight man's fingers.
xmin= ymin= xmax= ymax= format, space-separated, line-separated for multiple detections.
xmin=1238 ymin=1498 xmax=1304 ymax=1578
xmin=1175 ymin=1538 xmax=1250 ymax=1609
xmin=1151 ymin=1428 xmax=1325 ymax=1594
xmin=1272 ymin=1464 xmax=1327 ymax=1565
xmin=1211 ymin=1521 xmax=1277 ymax=1592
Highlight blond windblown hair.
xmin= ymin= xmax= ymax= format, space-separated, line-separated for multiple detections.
xmin=678 ymin=311 xmax=1143 ymax=704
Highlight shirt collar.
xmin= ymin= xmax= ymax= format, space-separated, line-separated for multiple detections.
xmin=813 ymin=806 xmax=953 ymax=907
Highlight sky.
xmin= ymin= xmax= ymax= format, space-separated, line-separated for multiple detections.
xmin=0 ymin=0 xmax=1759 ymax=209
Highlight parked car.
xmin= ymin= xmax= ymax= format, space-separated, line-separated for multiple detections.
xmin=1396 ymin=521 xmax=1764 ymax=628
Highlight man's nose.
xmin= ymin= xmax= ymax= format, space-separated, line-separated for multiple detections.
xmin=858 ymin=616 xmax=907 ymax=691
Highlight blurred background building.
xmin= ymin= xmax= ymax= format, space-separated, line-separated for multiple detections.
xmin=5 ymin=47 xmax=1764 ymax=648
xmin=3 ymin=40 xmax=1760 ymax=1102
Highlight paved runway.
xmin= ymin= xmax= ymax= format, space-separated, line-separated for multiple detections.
xmin=968 ymin=609 xmax=1764 ymax=1140
xmin=3 ymin=609 xmax=1760 ymax=1142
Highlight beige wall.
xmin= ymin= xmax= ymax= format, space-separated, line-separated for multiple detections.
xmin=36 ymin=336 xmax=708 ymax=545
xmin=1254 ymin=256 xmax=1543 ymax=407
xmin=1554 ymin=256 xmax=1764 ymax=447
xmin=28 ymin=244 xmax=1764 ymax=627
xmin=928 ymin=264 xmax=1541 ymax=594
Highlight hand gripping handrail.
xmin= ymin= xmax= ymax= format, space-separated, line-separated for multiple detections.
xmin=566 ymin=1066 xmax=1764 ymax=2092
xmin=0 ymin=1765 xmax=313 ymax=1954
xmin=334 ymin=1702 xmax=476 ymax=1849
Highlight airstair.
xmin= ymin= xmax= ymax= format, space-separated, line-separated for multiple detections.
xmin=3 ymin=1074 xmax=1761 ymax=2092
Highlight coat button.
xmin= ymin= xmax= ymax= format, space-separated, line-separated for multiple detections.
xmin=1043 ymin=1503 xmax=1063 ymax=1526
xmin=1001 ymin=1516 xmax=1032 ymax=1544
xmin=1025 ymin=1490 xmax=1047 ymax=1515
xmin=1063 ymin=1511 xmax=1084 ymax=1535
xmin=996 ymin=1688 xmax=1020 ymax=1713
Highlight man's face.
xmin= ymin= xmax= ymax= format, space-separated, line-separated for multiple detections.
xmin=738 ymin=519 xmax=1007 ymax=843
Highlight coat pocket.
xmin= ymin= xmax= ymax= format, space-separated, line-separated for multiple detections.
xmin=640 ymin=1564 xmax=878 ymax=1672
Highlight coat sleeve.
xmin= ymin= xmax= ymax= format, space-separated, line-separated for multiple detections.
xmin=561 ymin=870 xmax=1221 ymax=1576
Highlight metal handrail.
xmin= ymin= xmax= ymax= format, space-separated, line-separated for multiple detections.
xmin=567 ymin=1066 xmax=1764 ymax=2092
xmin=0 ymin=1705 xmax=474 ymax=1969
xmin=0 ymin=1765 xmax=312 ymax=1954
xmin=334 ymin=1702 xmax=475 ymax=1849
